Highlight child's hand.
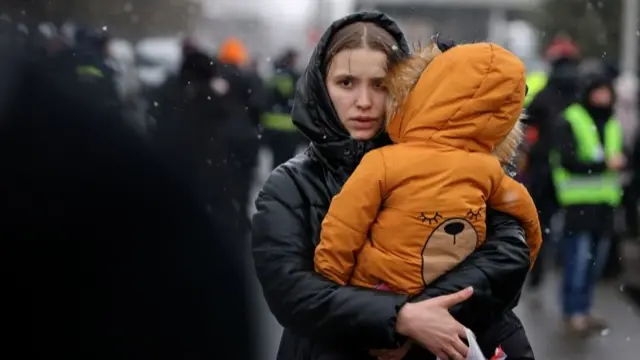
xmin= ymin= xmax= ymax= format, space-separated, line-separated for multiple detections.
xmin=369 ymin=341 xmax=412 ymax=360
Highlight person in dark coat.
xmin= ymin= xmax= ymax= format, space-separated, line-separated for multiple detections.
xmin=45 ymin=27 xmax=123 ymax=125
xmin=261 ymin=48 xmax=305 ymax=169
xmin=150 ymin=43 xmax=256 ymax=227
xmin=524 ymin=38 xmax=581 ymax=289
xmin=631 ymin=130 xmax=640 ymax=214
xmin=0 ymin=30 xmax=253 ymax=359
xmin=216 ymin=37 xmax=263 ymax=216
xmin=252 ymin=12 xmax=533 ymax=360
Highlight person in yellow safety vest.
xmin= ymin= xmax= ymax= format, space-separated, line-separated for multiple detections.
xmin=523 ymin=71 xmax=547 ymax=107
xmin=549 ymin=75 xmax=623 ymax=336
xmin=262 ymin=49 xmax=305 ymax=169
xmin=515 ymin=71 xmax=547 ymax=172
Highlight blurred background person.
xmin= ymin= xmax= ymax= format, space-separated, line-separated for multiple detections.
xmin=615 ymin=73 xmax=640 ymax=240
xmin=0 ymin=19 xmax=254 ymax=359
xmin=261 ymin=48 xmax=305 ymax=169
xmin=217 ymin=36 xmax=264 ymax=218
xmin=550 ymin=74 xmax=623 ymax=335
xmin=522 ymin=35 xmax=581 ymax=291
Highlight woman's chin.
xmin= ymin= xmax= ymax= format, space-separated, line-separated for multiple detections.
xmin=349 ymin=128 xmax=380 ymax=141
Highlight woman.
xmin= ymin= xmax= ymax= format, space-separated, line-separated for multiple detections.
xmin=252 ymin=12 xmax=533 ymax=360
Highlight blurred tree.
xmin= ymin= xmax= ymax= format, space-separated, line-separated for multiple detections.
xmin=533 ymin=0 xmax=623 ymax=62
xmin=3 ymin=0 xmax=201 ymax=40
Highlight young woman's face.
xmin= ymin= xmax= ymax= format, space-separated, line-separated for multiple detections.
xmin=326 ymin=48 xmax=388 ymax=140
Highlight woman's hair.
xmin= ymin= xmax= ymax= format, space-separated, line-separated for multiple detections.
xmin=323 ymin=22 xmax=400 ymax=75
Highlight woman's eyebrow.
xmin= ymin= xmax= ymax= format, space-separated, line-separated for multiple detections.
xmin=331 ymin=72 xmax=354 ymax=79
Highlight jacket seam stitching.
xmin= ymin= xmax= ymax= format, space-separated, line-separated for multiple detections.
xmin=378 ymin=149 xmax=388 ymax=196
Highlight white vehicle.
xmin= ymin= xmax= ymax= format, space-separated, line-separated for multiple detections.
xmin=135 ymin=37 xmax=183 ymax=88
xmin=108 ymin=38 xmax=140 ymax=100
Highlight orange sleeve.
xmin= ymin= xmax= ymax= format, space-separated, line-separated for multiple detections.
xmin=488 ymin=175 xmax=542 ymax=268
xmin=314 ymin=150 xmax=387 ymax=285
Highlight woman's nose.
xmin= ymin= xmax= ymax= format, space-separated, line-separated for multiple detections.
xmin=355 ymin=88 xmax=373 ymax=109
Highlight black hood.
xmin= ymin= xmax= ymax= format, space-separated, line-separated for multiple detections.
xmin=292 ymin=12 xmax=410 ymax=174
xmin=180 ymin=51 xmax=216 ymax=84
xmin=547 ymin=59 xmax=580 ymax=96
xmin=580 ymin=74 xmax=616 ymax=121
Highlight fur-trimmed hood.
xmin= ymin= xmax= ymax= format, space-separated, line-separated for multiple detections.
xmin=384 ymin=42 xmax=526 ymax=163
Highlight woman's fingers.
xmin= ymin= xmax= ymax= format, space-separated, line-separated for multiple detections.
xmin=443 ymin=344 xmax=466 ymax=360
xmin=457 ymin=325 xmax=468 ymax=339
xmin=424 ymin=338 xmax=467 ymax=360
xmin=450 ymin=336 xmax=469 ymax=359
xmin=432 ymin=350 xmax=449 ymax=360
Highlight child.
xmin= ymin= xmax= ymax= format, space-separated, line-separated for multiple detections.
xmin=315 ymin=42 xmax=541 ymax=299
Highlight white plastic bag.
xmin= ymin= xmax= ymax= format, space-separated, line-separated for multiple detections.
xmin=436 ymin=328 xmax=487 ymax=360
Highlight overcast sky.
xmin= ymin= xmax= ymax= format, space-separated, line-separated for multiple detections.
xmin=200 ymin=0 xmax=354 ymax=21
xmin=201 ymin=0 xmax=313 ymax=18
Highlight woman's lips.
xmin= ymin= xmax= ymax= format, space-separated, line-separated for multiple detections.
xmin=351 ymin=117 xmax=377 ymax=130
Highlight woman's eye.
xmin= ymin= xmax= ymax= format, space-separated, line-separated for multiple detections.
xmin=338 ymin=79 xmax=352 ymax=88
xmin=372 ymin=81 xmax=384 ymax=90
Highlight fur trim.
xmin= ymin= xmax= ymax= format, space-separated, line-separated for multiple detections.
xmin=492 ymin=112 xmax=526 ymax=165
xmin=384 ymin=41 xmax=442 ymax=126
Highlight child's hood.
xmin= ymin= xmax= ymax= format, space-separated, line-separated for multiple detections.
xmin=386 ymin=43 xmax=526 ymax=153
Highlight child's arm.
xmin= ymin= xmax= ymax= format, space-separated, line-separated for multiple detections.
xmin=314 ymin=150 xmax=387 ymax=285
xmin=488 ymin=175 xmax=542 ymax=268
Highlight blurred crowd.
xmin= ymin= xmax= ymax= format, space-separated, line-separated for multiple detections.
xmin=12 ymin=19 xmax=308 ymax=214
xmin=0 ymin=17 xmax=275 ymax=359
xmin=518 ymin=34 xmax=640 ymax=334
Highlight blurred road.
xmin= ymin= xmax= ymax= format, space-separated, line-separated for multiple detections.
xmin=248 ymin=148 xmax=640 ymax=360
xmin=517 ymin=274 xmax=640 ymax=360
xmin=248 ymin=149 xmax=288 ymax=360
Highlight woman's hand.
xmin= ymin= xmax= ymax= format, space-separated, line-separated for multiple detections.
xmin=395 ymin=287 xmax=473 ymax=360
